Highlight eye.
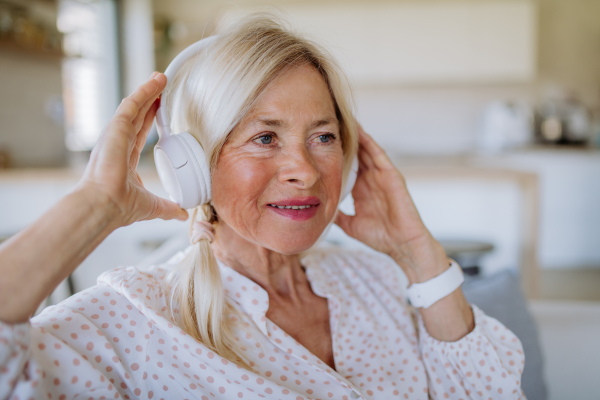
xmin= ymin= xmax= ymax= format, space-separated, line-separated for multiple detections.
xmin=254 ymin=133 xmax=275 ymax=146
xmin=316 ymin=133 xmax=336 ymax=143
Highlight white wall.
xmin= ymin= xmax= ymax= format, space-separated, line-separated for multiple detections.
xmin=154 ymin=0 xmax=600 ymax=156
xmin=0 ymin=54 xmax=66 ymax=167
xmin=355 ymin=84 xmax=536 ymax=155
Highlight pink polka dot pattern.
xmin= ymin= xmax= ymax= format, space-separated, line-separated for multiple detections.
xmin=0 ymin=246 xmax=526 ymax=399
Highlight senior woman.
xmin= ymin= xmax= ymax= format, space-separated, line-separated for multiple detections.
xmin=0 ymin=15 xmax=525 ymax=400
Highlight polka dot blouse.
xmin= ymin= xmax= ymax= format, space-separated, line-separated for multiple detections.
xmin=1 ymin=245 xmax=526 ymax=399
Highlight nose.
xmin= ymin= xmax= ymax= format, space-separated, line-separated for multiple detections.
xmin=278 ymin=145 xmax=320 ymax=190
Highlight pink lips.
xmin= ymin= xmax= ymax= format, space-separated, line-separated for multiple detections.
xmin=266 ymin=196 xmax=320 ymax=221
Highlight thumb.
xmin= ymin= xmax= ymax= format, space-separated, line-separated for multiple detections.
xmin=333 ymin=209 xmax=352 ymax=235
xmin=151 ymin=196 xmax=189 ymax=222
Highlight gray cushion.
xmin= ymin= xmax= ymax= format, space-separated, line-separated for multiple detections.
xmin=462 ymin=270 xmax=547 ymax=400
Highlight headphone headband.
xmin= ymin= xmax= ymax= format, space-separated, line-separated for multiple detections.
xmin=155 ymin=35 xmax=219 ymax=141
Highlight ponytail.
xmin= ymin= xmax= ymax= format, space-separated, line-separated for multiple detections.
xmin=164 ymin=204 xmax=255 ymax=372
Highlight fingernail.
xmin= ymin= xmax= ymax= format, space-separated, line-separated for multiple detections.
xmin=149 ymin=71 xmax=159 ymax=80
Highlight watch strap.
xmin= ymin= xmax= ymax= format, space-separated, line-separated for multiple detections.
xmin=406 ymin=259 xmax=464 ymax=309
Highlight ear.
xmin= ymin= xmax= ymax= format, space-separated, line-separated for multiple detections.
xmin=209 ymin=202 xmax=219 ymax=223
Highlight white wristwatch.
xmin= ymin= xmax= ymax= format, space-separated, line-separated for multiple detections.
xmin=406 ymin=259 xmax=464 ymax=309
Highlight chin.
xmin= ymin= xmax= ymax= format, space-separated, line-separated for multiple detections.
xmin=261 ymin=228 xmax=324 ymax=255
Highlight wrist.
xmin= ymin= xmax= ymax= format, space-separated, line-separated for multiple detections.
xmin=388 ymin=235 xmax=449 ymax=285
xmin=71 ymin=184 xmax=123 ymax=230
xmin=406 ymin=259 xmax=464 ymax=309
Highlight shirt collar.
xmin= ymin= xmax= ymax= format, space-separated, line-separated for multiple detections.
xmin=215 ymin=251 xmax=332 ymax=335
xmin=216 ymin=258 xmax=270 ymax=334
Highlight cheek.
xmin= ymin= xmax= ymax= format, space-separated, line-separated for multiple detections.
xmin=211 ymin=155 xmax=273 ymax=220
xmin=321 ymin=151 xmax=345 ymax=209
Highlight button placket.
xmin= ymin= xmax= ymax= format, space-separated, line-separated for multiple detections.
xmin=264 ymin=311 xmax=367 ymax=399
xmin=299 ymin=265 xmax=367 ymax=399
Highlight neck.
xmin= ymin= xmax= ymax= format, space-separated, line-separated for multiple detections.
xmin=210 ymin=221 xmax=309 ymax=302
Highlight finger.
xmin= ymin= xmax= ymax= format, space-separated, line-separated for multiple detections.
xmin=148 ymin=196 xmax=189 ymax=222
xmin=131 ymin=95 xmax=159 ymax=132
xmin=356 ymin=154 xmax=368 ymax=178
xmin=116 ymin=80 xmax=158 ymax=124
xmin=357 ymin=128 xmax=395 ymax=171
xmin=356 ymin=156 xmax=366 ymax=180
xmin=129 ymin=100 xmax=159 ymax=168
xmin=135 ymin=99 xmax=159 ymax=153
xmin=358 ymin=142 xmax=374 ymax=170
xmin=355 ymin=122 xmax=375 ymax=170
xmin=132 ymin=75 xmax=165 ymax=131
xmin=115 ymin=73 xmax=166 ymax=126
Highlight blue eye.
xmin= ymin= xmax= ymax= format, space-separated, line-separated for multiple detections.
xmin=257 ymin=134 xmax=273 ymax=145
xmin=318 ymin=133 xmax=336 ymax=143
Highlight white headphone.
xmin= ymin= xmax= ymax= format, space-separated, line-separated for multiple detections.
xmin=154 ymin=35 xmax=359 ymax=210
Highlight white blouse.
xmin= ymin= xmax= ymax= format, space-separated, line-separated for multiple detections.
xmin=0 ymin=245 xmax=526 ymax=400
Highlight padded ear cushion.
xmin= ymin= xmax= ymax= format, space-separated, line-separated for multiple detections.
xmin=177 ymin=132 xmax=212 ymax=205
xmin=341 ymin=155 xmax=359 ymax=201
xmin=309 ymin=155 xmax=359 ymax=248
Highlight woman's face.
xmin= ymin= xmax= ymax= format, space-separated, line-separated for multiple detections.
xmin=211 ymin=64 xmax=344 ymax=255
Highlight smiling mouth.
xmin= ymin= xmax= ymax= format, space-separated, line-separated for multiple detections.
xmin=267 ymin=204 xmax=318 ymax=210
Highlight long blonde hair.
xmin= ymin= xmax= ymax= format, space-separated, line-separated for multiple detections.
xmin=163 ymin=12 xmax=358 ymax=371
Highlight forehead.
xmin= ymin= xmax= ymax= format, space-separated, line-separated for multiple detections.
xmin=242 ymin=64 xmax=338 ymax=128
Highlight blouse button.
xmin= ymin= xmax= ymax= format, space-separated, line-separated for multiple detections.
xmin=350 ymin=390 xmax=360 ymax=399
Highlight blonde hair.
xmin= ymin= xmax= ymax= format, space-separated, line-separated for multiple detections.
xmin=163 ymin=12 xmax=358 ymax=371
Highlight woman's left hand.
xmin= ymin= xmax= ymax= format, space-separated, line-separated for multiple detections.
xmin=334 ymin=122 xmax=449 ymax=284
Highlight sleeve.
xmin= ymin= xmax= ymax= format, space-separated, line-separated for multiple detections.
xmin=0 ymin=321 xmax=36 ymax=400
xmin=418 ymin=304 xmax=527 ymax=400
xmin=0 ymin=276 xmax=153 ymax=400
xmin=0 ymin=310 xmax=123 ymax=400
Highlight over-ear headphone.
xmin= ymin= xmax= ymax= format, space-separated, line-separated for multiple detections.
xmin=154 ymin=35 xmax=358 ymax=210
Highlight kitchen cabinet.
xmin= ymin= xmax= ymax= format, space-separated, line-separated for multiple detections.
xmin=390 ymin=147 xmax=600 ymax=271
xmin=221 ymin=0 xmax=536 ymax=85
xmin=472 ymin=147 xmax=600 ymax=270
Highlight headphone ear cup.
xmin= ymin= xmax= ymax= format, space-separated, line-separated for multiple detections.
xmin=154 ymin=132 xmax=211 ymax=209
xmin=177 ymin=132 xmax=212 ymax=205
xmin=341 ymin=155 xmax=359 ymax=201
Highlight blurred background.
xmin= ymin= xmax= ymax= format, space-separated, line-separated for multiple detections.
xmin=0 ymin=0 xmax=599 ymax=398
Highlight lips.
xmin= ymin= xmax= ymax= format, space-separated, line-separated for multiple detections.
xmin=266 ymin=197 xmax=320 ymax=221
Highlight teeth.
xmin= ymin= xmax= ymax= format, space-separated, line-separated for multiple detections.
xmin=269 ymin=204 xmax=314 ymax=209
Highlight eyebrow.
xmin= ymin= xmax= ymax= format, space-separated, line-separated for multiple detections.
xmin=253 ymin=117 xmax=339 ymax=129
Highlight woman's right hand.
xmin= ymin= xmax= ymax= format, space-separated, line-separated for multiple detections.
xmin=77 ymin=72 xmax=188 ymax=227
xmin=0 ymin=73 xmax=188 ymax=323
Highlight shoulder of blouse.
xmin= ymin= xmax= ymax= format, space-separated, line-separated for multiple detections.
xmin=301 ymin=244 xmax=408 ymax=294
xmin=302 ymin=244 xmax=401 ymax=273
xmin=30 ymin=246 xmax=195 ymax=330
xmin=301 ymin=244 xmax=381 ymax=265
xmin=95 ymin=243 xmax=196 ymax=295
